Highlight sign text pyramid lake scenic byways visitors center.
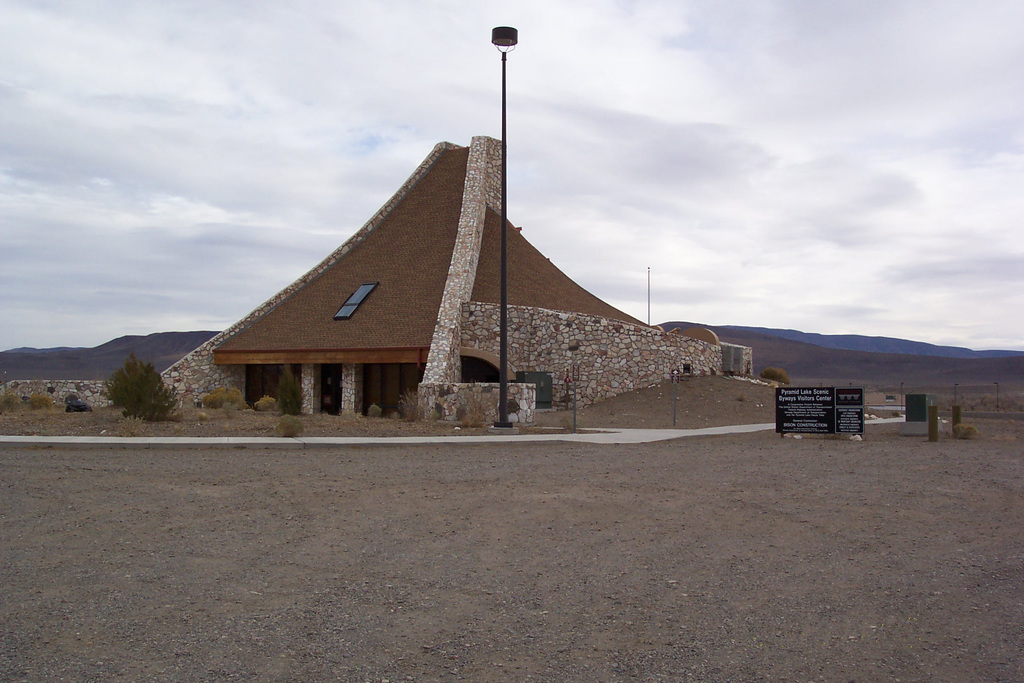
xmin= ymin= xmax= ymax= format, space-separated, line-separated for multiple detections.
xmin=162 ymin=137 xmax=752 ymax=422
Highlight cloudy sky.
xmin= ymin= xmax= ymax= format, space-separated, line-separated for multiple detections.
xmin=3 ymin=0 xmax=1023 ymax=353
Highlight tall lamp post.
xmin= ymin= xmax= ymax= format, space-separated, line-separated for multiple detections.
xmin=995 ymin=382 xmax=1000 ymax=411
xmin=492 ymin=26 xmax=517 ymax=430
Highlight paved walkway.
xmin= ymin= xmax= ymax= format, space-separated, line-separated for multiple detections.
xmin=0 ymin=419 xmax=904 ymax=449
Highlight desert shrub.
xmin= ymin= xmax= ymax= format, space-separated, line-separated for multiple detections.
xmin=202 ymin=387 xmax=227 ymax=409
xmin=366 ymin=403 xmax=383 ymax=418
xmin=953 ymin=423 xmax=979 ymax=440
xmin=458 ymin=393 xmax=486 ymax=428
xmin=202 ymin=387 xmax=246 ymax=410
xmin=428 ymin=408 xmax=440 ymax=422
xmin=1 ymin=390 xmax=22 ymax=413
xmin=399 ymin=390 xmax=422 ymax=422
xmin=760 ymin=367 xmax=791 ymax=384
xmin=106 ymin=352 xmax=177 ymax=421
xmin=29 ymin=393 xmax=54 ymax=410
xmin=196 ymin=411 xmax=209 ymax=423
xmin=223 ymin=388 xmax=246 ymax=409
xmin=277 ymin=368 xmax=302 ymax=416
xmin=254 ymin=395 xmax=277 ymax=412
xmin=117 ymin=416 xmax=146 ymax=437
xmin=277 ymin=414 xmax=304 ymax=437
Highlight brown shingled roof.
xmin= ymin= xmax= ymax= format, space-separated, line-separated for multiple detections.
xmin=217 ymin=146 xmax=469 ymax=353
xmin=471 ymin=209 xmax=645 ymax=326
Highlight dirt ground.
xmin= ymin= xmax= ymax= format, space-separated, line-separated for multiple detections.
xmin=3 ymin=378 xmax=1023 ymax=681
xmin=1 ymin=376 xmax=780 ymax=438
xmin=2 ymin=419 xmax=1023 ymax=682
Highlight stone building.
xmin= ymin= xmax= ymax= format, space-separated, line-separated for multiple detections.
xmin=164 ymin=136 xmax=750 ymax=422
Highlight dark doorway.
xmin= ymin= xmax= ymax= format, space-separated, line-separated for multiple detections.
xmin=320 ymin=364 xmax=344 ymax=415
xmin=461 ymin=356 xmax=499 ymax=383
xmin=363 ymin=363 xmax=422 ymax=416
xmin=245 ymin=364 xmax=301 ymax=406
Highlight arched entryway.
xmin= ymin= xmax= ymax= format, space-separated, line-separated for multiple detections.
xmin=460 ymin=347 xmax=513 ymax=383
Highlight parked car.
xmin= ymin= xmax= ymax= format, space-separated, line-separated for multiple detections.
xmin=65 ymin=395 xmax=92 ymax=413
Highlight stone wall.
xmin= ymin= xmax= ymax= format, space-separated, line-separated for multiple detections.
xmin=2 ymin=379 xmax=110 ymax=408
xmin=418 ymin=381 xmax=536 ymax=425
xmin=461 ymin=303 xmax=722 ymax=409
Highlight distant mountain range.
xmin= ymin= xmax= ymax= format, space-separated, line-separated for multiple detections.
xmin=716 ymin=325 xmax=1023 ymax=359
xmin=3 ymin=326 xmax=1023 ymax=390
xmin=1 ymin=331 xmax=217 ymax=381
xmin=662 ymin=323 xmax=1024 ymax=390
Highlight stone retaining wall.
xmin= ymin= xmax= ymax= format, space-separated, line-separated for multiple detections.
xmin=418 ymin=381 xmax=536 ymax=425
xmin=1 ymin=380 xmax=110 ymax=408
xmin=461 ymin=303 xmax=722 ymax=409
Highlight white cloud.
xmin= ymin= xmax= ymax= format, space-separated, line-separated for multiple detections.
xmin=1 ymin=0 xmax=1024 ymax=352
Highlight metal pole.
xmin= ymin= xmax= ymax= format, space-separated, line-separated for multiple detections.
xmin=995 ymin=382 xmax=1000 ymax=411
xmin=673 ymin=379 xmax=677 ymax=426
xmin=572 ymin=372 xmax=577 ymax=434
xmin=496 ymin=48 xmax=510 ymax=428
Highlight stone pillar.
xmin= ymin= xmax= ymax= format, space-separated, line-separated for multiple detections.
xmin=421 ymin=136 xmax=498 ymax=392
xmin=342 ymin=364 xmax=361 ymax=414
xmin=301 ymin=364 xmax=316 ymax=415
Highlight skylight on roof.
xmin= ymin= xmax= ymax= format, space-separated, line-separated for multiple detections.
xmin=334 ymin=282 xmax=378 ymax=320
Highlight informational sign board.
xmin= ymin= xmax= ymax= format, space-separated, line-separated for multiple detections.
xmin=775 ymin=387 xmax=864 ymax=435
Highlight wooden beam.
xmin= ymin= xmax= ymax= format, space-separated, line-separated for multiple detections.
xmin=214 ymin=347 xmax=429 ymax=365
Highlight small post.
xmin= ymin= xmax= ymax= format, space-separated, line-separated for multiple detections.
xmin=568 ymin=342 xmax=580 ymax=434
xmin=671 ymin=368 xmax=679 ymax=426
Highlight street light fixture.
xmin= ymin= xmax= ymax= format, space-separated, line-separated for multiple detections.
xmin=492 ymin=26 xmax=517 ymax=430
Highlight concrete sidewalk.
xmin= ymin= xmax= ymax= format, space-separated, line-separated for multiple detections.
xmin=0 ymin=419 xmax=903 ymax=449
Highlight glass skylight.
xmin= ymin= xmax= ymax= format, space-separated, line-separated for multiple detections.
xmin=334 ymin=282 xmax=378 ymax=320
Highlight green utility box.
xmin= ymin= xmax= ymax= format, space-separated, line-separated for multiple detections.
xmin=905 ymin=394 xmax=936 ymax=422
xmin=516 ymin=371 xmax=553 ymax=409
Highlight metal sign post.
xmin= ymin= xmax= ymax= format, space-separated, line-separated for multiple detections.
xmin=671 ymin=368 xmax=680 ymax=426
xmin=572 ymin=363 xmax=580 ymax=433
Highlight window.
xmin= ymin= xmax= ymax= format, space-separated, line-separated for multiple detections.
xmin=334 ymin=282 xmax=378 ymax=320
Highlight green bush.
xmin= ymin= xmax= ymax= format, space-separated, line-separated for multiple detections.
xmin=277 ymin=368 xmax=302 ymax=416
xmin=366 ymin=403 xmax=382 ymax=418
xmin=29 ymin=393 xmax=54 ymax=410
xmin=106 ymin=352 xmax=177 ymax=421
xmin=1 ymin=390 xmax=21 ymax=413
xmin=277 ymin=414 xmax=303 ymax=437
xmin=254 ymin=395 xmax=277 ymax=412
xmin=759 ymin=367 xmax=791 ymax=384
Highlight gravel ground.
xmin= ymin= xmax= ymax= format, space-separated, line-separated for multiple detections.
xmin=2 ymin=421 xmax=1023 ymax=682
